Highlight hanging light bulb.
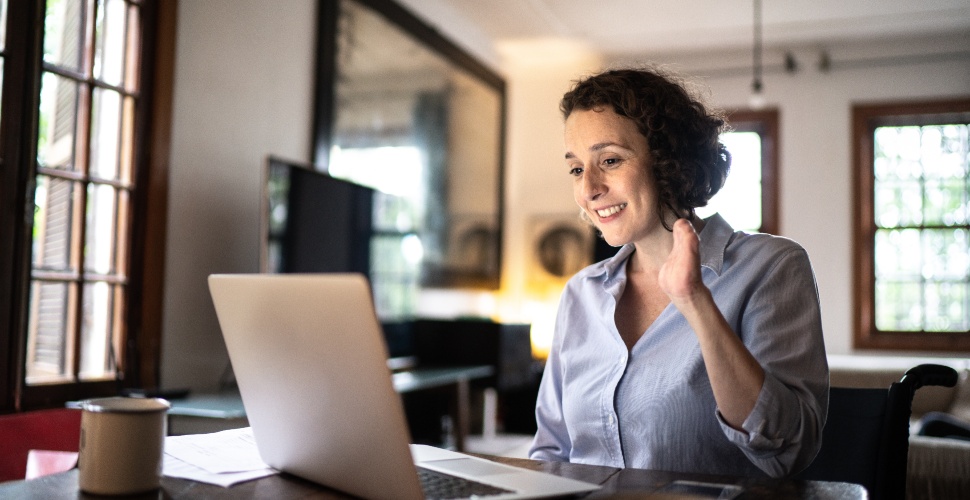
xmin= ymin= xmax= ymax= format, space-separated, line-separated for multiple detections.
xmin=749 ymin=0 xmax=766 ymax=109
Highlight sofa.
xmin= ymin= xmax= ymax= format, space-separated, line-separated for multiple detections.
xmin=827 ymin=355 xmax=970 ymax=499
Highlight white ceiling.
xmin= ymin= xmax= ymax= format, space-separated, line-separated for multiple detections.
xmin=398 ymin=0 xmax=970 ymax=58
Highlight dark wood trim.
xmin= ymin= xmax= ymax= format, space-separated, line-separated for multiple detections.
xmin=725 ymin=108 xmax=780 ymax=236
xmin=353 ymin=0 xmax=504 ymax=90
xmin=19 ymin=380 xmax=120 ymax=409
xmin=852 ymin=104 xmax=877 ymax=351
xmin=0 ymin=0 xmax=46 ymax=412
xmin=311 ymin=0 xmax=338 ymax=168
xmin=852 ymin=97 xmax=970 ymax=352
xmin=127 ymin=0 xmax=175 ymax=391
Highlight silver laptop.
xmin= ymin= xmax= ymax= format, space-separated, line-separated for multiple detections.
xmin=208 ymin=273 xmax=599 ymax=500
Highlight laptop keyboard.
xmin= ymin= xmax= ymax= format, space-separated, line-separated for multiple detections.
xmin=417 ymin=466 xmax=514 ymax=499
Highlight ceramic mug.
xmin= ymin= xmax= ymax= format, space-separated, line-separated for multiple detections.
xmin=78 ymin=397 xmax=170 ymax=495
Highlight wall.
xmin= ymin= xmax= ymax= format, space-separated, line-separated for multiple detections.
xmin=163 ymin=0 xmax=316 ymax=391
xmin=162 ymin=1 xmax=969 ymax=391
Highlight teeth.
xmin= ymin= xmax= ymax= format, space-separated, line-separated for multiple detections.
xmin=596 ymin=204 xmax=627 ymax=217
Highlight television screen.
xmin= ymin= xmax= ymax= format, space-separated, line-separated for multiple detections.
xmin=261 ymin=157 xmax=420 ymax=324
xmin=264 ymin=157 xmax=372 ymax=274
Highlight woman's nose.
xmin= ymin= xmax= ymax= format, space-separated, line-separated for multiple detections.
xmin=579 ymin=167 xmax=604 ymax=201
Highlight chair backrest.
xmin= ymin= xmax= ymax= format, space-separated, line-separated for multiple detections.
xmin=796 ymin=363 xmax=958 ymax=500
xmin=0 ymin=408 xmax=82 ymax=483
xmin=797 ymin=387 xmax=892 ymax=497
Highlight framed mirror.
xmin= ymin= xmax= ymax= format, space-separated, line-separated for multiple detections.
xmin=314 ymin=0 xmax=506 ymax=290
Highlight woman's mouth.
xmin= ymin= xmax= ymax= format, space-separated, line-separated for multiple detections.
xmin=596 ymin=203 xmax=627 ymax=218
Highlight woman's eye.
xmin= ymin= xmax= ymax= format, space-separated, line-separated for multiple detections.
xmin=569 ymin=166 xmax=583 ymax=176
xmin=603 ymin=158 xmax=620 ymax=167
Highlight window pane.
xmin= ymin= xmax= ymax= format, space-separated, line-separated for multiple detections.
xmin=874 ymin=126 xmax=922 ymax=180
xmin=123 ymin=3 xmax=141 ymax=91
xmin=119 ymin=95 xmax=135 ymax=181
xmin=875 ymin=281 xmax=922 ymax=331
xmin=924 ymin=179 xmax=968 ymax=226
xmin=32 ymin=175 xmax=79 ymax=272
xmin=923 ymin=124 xmax=969 ymax=178
xmin=875 ymin=180 xmax=922 ymax=228
xmin=90 ymin=87 xmax=122 ymax=179
xmin=79 ymin=281 xmax=117 ymax=380
xmin=925 ymin=282 xmax=969 ymax=332
xmin=873 ymin=122 xmax=970 ymax=334
xmin=922 ymin=228 xmax=969 ymax=280
xmin=44 ymin=0 xmax=85 ymax=72
xmin=94 ymin=0 xmax=126 ymax=86
xmin=875 ymin=228 xmax=922 ymax=280
xmin=38 ymin=72 xmax=80 ymax=171
xmin=26 ymin=281 xmax=76 ymax=383
xmin=85 ymin=183 xmax=117 ymax=274
xmin=698 ymin=131 xmax=762 ymax=232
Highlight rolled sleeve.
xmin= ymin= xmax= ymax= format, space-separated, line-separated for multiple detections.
xmin=717 ymin=373 xmax=823 ymax=477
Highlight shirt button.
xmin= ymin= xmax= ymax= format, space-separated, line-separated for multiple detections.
xmin=609 ymin=414 xmax=614 ymax=425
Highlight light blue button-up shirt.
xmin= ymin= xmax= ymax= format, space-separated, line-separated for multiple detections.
xmin=529 ymin=214 xmax=828 ymax=478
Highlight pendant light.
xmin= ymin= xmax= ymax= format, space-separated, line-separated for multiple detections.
xmin=749 ymin=0 xmax=766 ymax=109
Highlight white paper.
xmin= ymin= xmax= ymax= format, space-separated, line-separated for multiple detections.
xmin=164 ymin=427 xmax=268 ymax=474
xmin=163 ymin=454 xmax=276 ymax=488
xmin=163 ymin=427 xmax=277 ymax=487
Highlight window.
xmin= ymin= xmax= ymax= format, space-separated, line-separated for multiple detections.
xmin=853 ymin=99 xmax=970 ymax=351
xmin=30 ymin=0 xmax=145 ymax=385
xmin=0 ymin=0 xmax=170 ymax=411
xmin=702 ymin=109 xmax=779 ymax=235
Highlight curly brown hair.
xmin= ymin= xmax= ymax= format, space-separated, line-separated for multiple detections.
xmin=561 ymin=67 xmax=731 ymax=230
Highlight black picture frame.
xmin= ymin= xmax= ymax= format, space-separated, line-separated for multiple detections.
xmin=312 ymin=0 xmax=506 ymax=290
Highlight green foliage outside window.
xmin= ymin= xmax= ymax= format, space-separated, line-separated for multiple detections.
xmin=873 ymin=124 xmax=970 ymax=332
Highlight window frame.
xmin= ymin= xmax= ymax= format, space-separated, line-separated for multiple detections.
xmin=723 ymin=108 xmax=780 ymax=236
xmin=852 ymin=98 xmax=970 ymax=352
xmin=0 ymin=0 xmax=173 ymax=412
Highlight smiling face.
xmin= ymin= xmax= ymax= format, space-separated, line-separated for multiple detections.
xmin=565 ymin=107 xmax=668 ymax=247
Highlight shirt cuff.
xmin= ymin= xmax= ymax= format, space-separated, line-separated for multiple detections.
xmin=716 ymin=375 xmax=788 ymax=457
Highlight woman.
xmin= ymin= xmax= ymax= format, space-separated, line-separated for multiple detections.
xmin=529 ymin=67 xmax=828 ymax=478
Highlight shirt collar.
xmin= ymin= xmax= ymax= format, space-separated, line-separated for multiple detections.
xmin=595 ymin=213 xmax=736 ymax=282
xmin=698 ymin=213 xmax=734 ymax=275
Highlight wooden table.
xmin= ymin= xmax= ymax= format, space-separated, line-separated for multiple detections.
xmin=392 ymin=365 xmax=494 ymax=451
xmin=0 ymin=454 xmax=865 ymax=499
xmin=164 ymin=365 xmax=494 ymax=450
